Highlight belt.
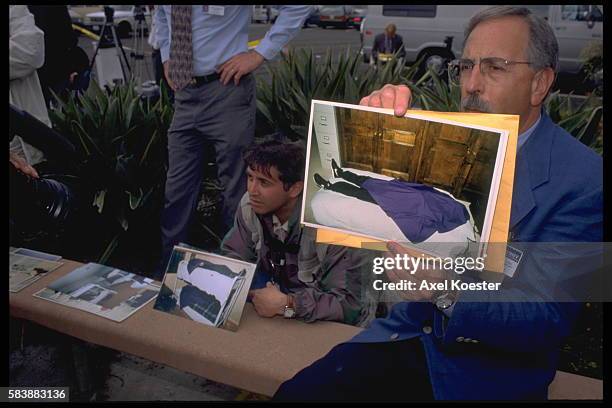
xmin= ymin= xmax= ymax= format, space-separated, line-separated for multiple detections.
xmin=190 ymin=73 xmax=220 ymax=86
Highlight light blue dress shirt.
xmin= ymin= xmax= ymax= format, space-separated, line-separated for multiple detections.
xmin=155 ymin=5 xmax=313 ymax=76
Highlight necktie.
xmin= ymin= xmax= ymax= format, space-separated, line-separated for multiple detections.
xmin=169 ymin=5 xmax=193 ymax=91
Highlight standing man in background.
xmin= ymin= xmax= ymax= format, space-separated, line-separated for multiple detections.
xmin=154 ymin=5 xmax=313 ymax=278
xmin=372 ymin=23 xmax=405 ymax=63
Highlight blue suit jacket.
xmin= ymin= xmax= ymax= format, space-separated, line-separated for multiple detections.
xmin=372 ymin=33 xmax=405 ymax=59
xmin=349 ymin=113 xmax=603 ymax=400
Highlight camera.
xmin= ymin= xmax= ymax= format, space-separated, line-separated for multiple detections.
xmin=133 ymin=5 xmax=146 ymax=22
xmin=103 ymin=5 xmax=115 ymax=22
xmin=8 ymin=105 xmax=110 ymax=245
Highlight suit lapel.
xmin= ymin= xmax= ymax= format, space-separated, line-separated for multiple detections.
xmin=509 ymin=152 xmax=536 ymax=229
xmin=509 ymin=113 xmax=554 ymax=229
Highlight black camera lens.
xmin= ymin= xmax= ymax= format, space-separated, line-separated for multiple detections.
xmin=9 ymin=166 xmax=76 ymax=230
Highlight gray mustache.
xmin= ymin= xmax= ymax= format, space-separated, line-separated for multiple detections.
xmin=461 ymin=94 xmax=492 ymax=113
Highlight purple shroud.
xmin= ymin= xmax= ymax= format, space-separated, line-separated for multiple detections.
xmin=361 ymin=179 xmax=470 ymax=243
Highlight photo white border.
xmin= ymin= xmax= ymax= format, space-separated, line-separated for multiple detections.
xmin=301 ymin=99 xmax=510 ymax=258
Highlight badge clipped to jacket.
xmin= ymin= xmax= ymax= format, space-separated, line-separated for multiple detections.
xmin=503 ymin=245 xmax=523 ymax=278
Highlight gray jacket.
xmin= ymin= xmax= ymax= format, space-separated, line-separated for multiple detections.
xmin=221 ymin=192 xmax=378 ymax=326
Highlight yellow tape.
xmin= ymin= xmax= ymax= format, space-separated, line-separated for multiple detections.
xmin=72 ymin=24 xmax=100 ymax=41
xmin=247 ymin=39 xmax=261 ymax=49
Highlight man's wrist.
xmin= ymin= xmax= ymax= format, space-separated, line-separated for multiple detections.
xmin=433 ymin=288 xmax=458 ymax=311
xmin=282 ymin=294 xmax=296 ymax=318
xmin=249 ymin=49 xmax=265 ymax=63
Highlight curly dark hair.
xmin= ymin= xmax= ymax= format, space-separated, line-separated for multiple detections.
xmin=243 ymin=140 xmax=305 ymax=191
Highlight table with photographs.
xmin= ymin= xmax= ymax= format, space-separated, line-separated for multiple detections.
xmin=9 ymin=259 xmax=362 ymax=396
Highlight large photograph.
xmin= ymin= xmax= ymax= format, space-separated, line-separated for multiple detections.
xmin=153 ymin=246 xmax=256 ymax=332
xmin=34 ymin=263 xmax=162 ymax=322
xmin=301 ymin=100 xmax=509 ymax=258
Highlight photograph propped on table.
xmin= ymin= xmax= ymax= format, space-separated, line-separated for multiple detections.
xmin=154 ymin=245 xmax=256 ymax=331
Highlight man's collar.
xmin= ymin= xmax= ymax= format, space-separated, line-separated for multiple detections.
xmin=272 ymin=214 xmax=289 ymax=233
xmin=287 ymin=195 xmax=303 ymax=229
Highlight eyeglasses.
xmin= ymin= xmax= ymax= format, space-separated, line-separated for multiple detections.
xmin=448 ymin=57 xmax=534 ymax=85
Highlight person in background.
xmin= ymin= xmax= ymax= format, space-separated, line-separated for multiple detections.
xmin=372 ymin=23 xmax=405 ymax=63
xmin=27 ymin=5 xmax=80 ymax=107
xmin=154 ymin=5 xmax=313 ymax=278
xmin=9 ymin=5 xmax=49 ymax=170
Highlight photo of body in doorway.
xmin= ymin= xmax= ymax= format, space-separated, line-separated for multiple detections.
xmin=301 ymin=100 xmax=509 ymax=258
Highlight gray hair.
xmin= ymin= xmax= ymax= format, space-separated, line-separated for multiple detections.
xmin=464 ymin=6 xmax=559 ymax=72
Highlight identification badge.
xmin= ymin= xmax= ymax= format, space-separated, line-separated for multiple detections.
xmin=503 ymin=245 xmax=523 ymax=278
xmin=203 ymin=5 xmax=225 ymax=16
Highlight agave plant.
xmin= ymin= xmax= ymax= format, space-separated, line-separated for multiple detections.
xmin=545 ymin=90 xmax=603 ymax=153
xmin=48 ymin=80 xmax=174 ymax=263
xmin=408 ymin=68 xmax=462 ymax=112
xmin=256 ymin=47 xmax=420 ymax=140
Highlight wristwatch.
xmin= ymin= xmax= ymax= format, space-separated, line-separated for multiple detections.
xmin=283 ymin=294 xmax=296 ymax=318
xmin=434 ymin=290 xmax=457 ymax=311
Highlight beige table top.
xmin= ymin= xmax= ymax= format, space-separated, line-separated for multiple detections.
xmin=10 ymin=260 xmax=362 ymax=396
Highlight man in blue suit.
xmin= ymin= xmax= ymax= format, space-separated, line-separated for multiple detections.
xmin=274 ymin=6 xmax=602 ymax=401
xmin=372 ymin=23 xmax=405 ymax=63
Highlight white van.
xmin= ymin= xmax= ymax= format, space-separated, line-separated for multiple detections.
xmin=361 ymin=5 xmax=603 ymax=74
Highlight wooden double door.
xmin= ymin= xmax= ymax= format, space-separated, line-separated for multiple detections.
xmin=338 ymin=109 xmax=500 ymax=230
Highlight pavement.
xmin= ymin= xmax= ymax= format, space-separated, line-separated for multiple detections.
xmin=103 ymin=353 xmax=250 ymax=401
xmin=8 ymin=320 xmax=268 ymax=401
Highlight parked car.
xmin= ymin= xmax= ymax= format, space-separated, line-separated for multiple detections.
xmin=303 ymin=5 xmax=321 ymax=28
xmin=68 ymin=7 xmax=84 ymax=27
xmin=68 ymin=5 xmax=102 ymax=29
xmin=317 ymin=5 xmax=353 ymax=29
xmin=83 ymin=5 xmax=151 ymax=38
xmin=349 ymin=5 xmax=368 ymax=29
xmin=361 ymin=5 xmax=603 ymax=75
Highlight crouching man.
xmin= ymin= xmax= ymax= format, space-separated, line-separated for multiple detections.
xmin=221 ymin=140 xmax=376 ymax=325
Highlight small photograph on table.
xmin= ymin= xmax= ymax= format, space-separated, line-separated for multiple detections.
xmin=9 ymin=252 xmax=64 ymax=292
xmin=34 ymin=263 xmax=161 ymax=322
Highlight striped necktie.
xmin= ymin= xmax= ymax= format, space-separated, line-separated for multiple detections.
xmin=169 ymin=5 xmax=193 ymax=91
